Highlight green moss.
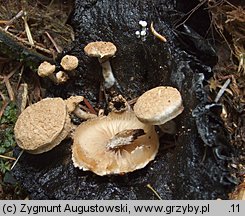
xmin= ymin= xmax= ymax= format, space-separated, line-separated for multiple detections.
xmin=0 ymin=102 xmax=17 ymax=173
xmin=0 ymin=102 xmax=17 ymax=125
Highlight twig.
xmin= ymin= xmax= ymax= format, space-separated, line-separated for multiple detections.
xmin=2 ymin=27 xmax=52 ymax=55
xmin=0 ymin=91 xmax=8 ymax=119
xmin=214 ymin=78 xmax=231 ymax=103
xmin=3 ymin=77 xmax=15 ymax=101
xmin=22 ymin=11 xmax=34 ymax=45
xmin=11 ymin=150 xmax=24 ymax=170
xmin=127 ymin=97 xmax=139 ymax=105
xmin=0 ymin=66 xmax=20 ymax=101
xmin=146 ymin=184 xmax=162 ymax=200
xmin=17 ymin=65 xmax=25 ymax=89
xmin=0 ymin=154 xmax=16 ymax=161
xmin=83 ymin=98 xmax=97 ymax=115
xmin=174 ymin=0 xmax=206 ymax=29
xmin=45 ymin=31 xmax=62 ymax=53
xmin=79 ymin=104 xmax=91 ymax=113
xmin=4 ymin=10 xmax=24 ymax=31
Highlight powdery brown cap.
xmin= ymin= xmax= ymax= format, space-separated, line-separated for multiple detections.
xmin=14 ymin=98 xmax=70 ymax=154
xmin=56 ymin=71 xmax=69 ymax=83
xmin=60 ymin=55 xmax=79 ymax=71
xmin=37 ymin=61 xmax=56 ymax=77
xmin=65 ymin=96 xmax=84 ymax=113
xmin=72 ymin=111 xmax=159 ymax=176
xmin=84 ymin=41 xmax=117 ymax=59
xmin=134 ymin=86 xmax=184 ymax=125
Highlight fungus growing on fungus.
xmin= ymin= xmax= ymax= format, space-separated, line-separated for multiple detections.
xmin=72 ymin=111 xmax=159 ymax=176
xmin=37 ymin=61 xmax=57 ymax=83
xmin=133 ymin=86 xmax=184 ymax=131
xmin=84 ymin=41 xmax=117 ymax=89
xmin=14 ymin=96 xmax=96 ymax=154
xmin=108 ymin=94 xmax=130 ymax=113
xmin=60 ymin=55 xmax=79 ymax=71
xmin=14 ymin=98 xmax=71 ymax=154
xmin=56 ymin=71 xmax=69 ymax=83
xmin=65 ymin=96 xmax=97 ymax=120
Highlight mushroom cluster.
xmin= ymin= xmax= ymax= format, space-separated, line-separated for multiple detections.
xmin=37 ymin=55 xmax=78 ymax=84
xmin=15 ymin=38 xmax=185 ymax=176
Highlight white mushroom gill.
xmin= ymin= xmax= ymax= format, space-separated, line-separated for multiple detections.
xmin=72 ymin=111 xmax=159 ymax=176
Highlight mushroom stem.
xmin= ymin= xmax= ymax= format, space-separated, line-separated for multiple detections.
xmin=99 ymin=59 xmax=116 ymax=89
xmin=46 ymin=73 xmax=59 ymax=84
xmin=73 ymin=107 xmax=97 ymax=120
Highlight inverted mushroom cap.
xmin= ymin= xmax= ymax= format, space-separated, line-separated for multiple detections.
xmin=37 ymin=61 xmax=56 ymax=77
xmin=60 ymin=55 xmax=79 ymax=71
xmin=72 ymin=111 xmax=159 ymax=176
xmin=14 ymin=98 xmax=71 ymax=154
xmin=84 ymin=41 xmax=117 ymax=59
xmin=134 ymin=86 xmax=184 ymax=125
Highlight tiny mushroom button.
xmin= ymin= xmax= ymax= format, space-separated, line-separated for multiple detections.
xmin=60 ymin=55 xmax=79 ymax=71
xmin=133 ymin=86 xmax=184 ymax=126
xmin=84 ymin=41 xmax=117 ymax=89
xmin=37 ymin=61 xmax=57 ymax=83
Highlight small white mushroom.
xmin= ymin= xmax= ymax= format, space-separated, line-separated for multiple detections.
xmin=60 ymin=55 xmax=79 ymax=71
xmin=135 ymin=30 xmax=141 ymax=38
xmin=133 ymin=86 xmax=184 ymax=133
xmin=139 ymin=20 xmax=147 ymax=31
xmin=84 ymin=41 xmax=117 ymax=89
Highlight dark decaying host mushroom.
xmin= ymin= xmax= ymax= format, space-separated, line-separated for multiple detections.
xmin=72 ymin=111 xmax=159 ymax=176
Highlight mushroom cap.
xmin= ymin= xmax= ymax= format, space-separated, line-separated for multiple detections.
xmin=60 ymin=55 xmax=79 ymax=71
xmin=14 ymin=98 xmax=70 ymax=154
xmin=133 ymin=86 xmax=184 ymax=125
xmin=72 ymin=111 xmax=159 ymax=176
xmin=65 ymin=96 xmax=84 ymax=113
xmin=84 ymin=41 xmax=117 ymax=59
xmin=56 ymin=71 xmax=69 ymax=83
xmin=37 ymin=61 xmax=56 ymax=77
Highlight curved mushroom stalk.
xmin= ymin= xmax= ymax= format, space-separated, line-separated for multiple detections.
xmin=99 ymin=59 xmax=116 ymax=89
xmin=72 ymin=111 xmax=159 ymax=176
xmin=65 ymin=96 xmax=97 ymax=120
xmin=133 ymin=86 xmax=184 ymax=133
xmin=84 ymin=41 xmax=117 ymax=89
xmin=73 ymin=107 xmax=97 ymax=120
